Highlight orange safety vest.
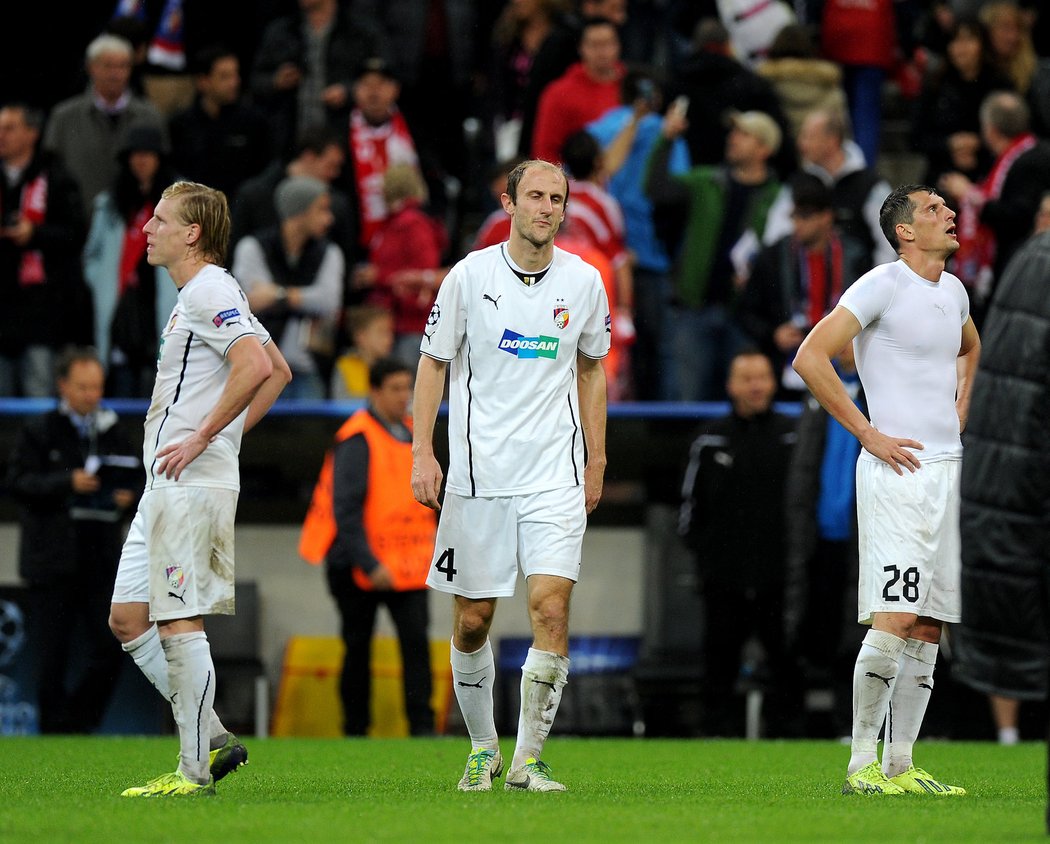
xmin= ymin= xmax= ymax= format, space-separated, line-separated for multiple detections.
xmin=299 ymin=409 xmax=436 ymax=591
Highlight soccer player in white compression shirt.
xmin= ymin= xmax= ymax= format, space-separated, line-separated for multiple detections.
xmin=412 ymin=160 xmax=610 ymax=792
xmin=794 ymin=185 xmax=980 ymax=796
xmin=110 ymin=181 xmax=291 ymax=797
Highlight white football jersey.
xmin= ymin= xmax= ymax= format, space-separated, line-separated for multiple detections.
xmin=837 ymin=259 xmax=969 ymax=462
xmin=422 ymin=243 xmax=610 ymax=496
xmin=143 ymin=264 xmax=271 ymax=491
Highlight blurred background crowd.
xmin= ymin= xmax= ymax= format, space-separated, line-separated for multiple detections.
xmin=3 ymin=0 xmax=1049 ymax=405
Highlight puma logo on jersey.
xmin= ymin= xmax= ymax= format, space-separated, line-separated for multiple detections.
xmin=483 ymin=293 xmax=501 ymax=309
xmin=933 ymin=303 xmax=947 ymax=316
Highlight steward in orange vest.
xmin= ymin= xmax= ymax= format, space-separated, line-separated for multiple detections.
xmin=299 ymin=358 xmax=437 ymax=735
xmin=300 ymin=401 xmax=436 ymax=590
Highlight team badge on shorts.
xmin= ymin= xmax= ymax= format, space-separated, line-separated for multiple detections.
xmin=165 ymin=564 xmax=185 ymax=591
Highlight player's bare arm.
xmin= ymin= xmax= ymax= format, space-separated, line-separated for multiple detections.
xmin=411 ymin=354 xmax=448 ymax=510
xmin=955 ymin=315 xmax=981 ymax=432
xmin=577 ymin=352 xmax=607 ymax=514
xmin=156 ymin=336 xmax=273 ymax=481
xmin=244 ymin=340 xmax=293 ymax=433
xmin=794 ymin=305 xmax=924 ymax=475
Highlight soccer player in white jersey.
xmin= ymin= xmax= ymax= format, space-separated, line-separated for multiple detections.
xmin=412 ymin=159 xmax=610 ymax=792
xmin=109 ymin=181 xmax=291 ymax=797
xmin=794 ymin=185 xmax=980 ymax=796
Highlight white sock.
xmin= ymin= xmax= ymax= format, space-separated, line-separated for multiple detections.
xmin=124 ymin=625 xmax=227 ymax=747
xmin=848 ymin=629 xmax=906 ymax=775
xmin=162 ymin=631 xmax=217 ymax=784
xmin=883 ymin=639 xmax=937 ymax=777
xmin=510 ymin=648 xmax=569 ymax=771
xmin=123 ymin=625 xmax=171 ymax=698
xmin=450 ymin=638 xmax=498 ymax=750
xmin=999 ymin=726 xmax=1020 ymax=746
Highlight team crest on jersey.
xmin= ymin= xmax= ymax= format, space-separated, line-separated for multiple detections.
xmin=166 ymin=314 xmax=178 ymax=334
xmin=427 ymin=303 xmax=441 ymax=327
xmin=165 ymin=564 xmax=185 ymax=590
xmin=499 ymin=328 xmax=559 ymax=359
xmin=213 ymin=308 xmax=241 ymax=327
xmin=553 ymin=305 xmax=569 ymax=329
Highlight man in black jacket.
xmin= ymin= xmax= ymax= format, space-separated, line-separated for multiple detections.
xmin=738 ymin=173 xmax=870 ymax=400
xmin=248 ymin=0 xmax=386 ymax=158
xmin=0 ymin=103 xmax=89 ymax=396
xmin=939 ymin=90 xmax=1050 ymax=322
xmin=8 ymin=347 xmax=139 ymax=732
xmin=956 ymin=229 xmax=1050 ymax=823
xmin=678 ymin=348 xmax=799 ymax=736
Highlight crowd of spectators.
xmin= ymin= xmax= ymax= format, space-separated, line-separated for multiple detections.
xmin=1 ymin=0 xmax=1049 ymax=402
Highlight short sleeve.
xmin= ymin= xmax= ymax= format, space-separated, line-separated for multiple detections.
xmin=182 ymin=277 xmax=261 ymax=358
xmin=420 ymin=263 xmax=466 ymax=361
xmin=578 ymin=267 xmax=611 ymax=360
xmin=836 ymin=273 xmax=893 ymax=331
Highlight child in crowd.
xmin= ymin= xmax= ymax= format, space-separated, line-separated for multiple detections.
xmin=329 ymin=305 xmax=396 ymax=400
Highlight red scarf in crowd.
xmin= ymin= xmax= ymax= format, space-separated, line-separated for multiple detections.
xmin=954 ymin=132 xmax=1036 ymax=291
xmin=118 ymin=203 xmax=154 ymax=296
xmin=801 ymin=233 xmax=845 ymax=328
xmin=348 ymin=108 xmax=418 ymax=247
xmin=15 ymin=174 xmax=48 ymax=286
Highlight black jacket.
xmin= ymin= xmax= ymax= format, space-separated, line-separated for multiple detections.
xmin=738 ymin=230 xmax=870 ymax=372
xmin=230 ymin=161 xmax=359 ymax=265
xmin=678 ymin=409 xmax=797 ymax=587
xmin=982 ymin=139 xmax=1050 ymax=283
xmin=249 ymin=6 xmax=386 ymax=156
xmin=8 ymin=407 xmax=139 ymax=584
xmin=168 ymin=96 xmax=274 ymax=201
xmin=956 ymin=230 xmax=1050 ymax=700
xmin=0 ymin=150 xmax=88 ymax=352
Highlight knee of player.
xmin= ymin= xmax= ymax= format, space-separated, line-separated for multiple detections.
xmin=108 ymin=603 xmax=149 ymax=643
xmin=454 ymin=608 xmax=494 ymax=646
xmin=528 ymin=593 xmax=570 ymax=633
xmin=108 ymin=608 xmax=134 ymax=642
xmin=873 ymin=612 xmax=918 ymax=642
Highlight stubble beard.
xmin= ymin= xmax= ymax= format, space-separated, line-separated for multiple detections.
xmin=515 ymin=216 xmax=558 ymax=250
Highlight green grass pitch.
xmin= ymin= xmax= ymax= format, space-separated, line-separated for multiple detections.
xmin=0 ymin=737 xmax=1045 ymax=843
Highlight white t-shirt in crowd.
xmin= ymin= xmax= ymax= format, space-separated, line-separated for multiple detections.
xmin=143 ymin=264 xmax=271 ymax=490
xmin=837 ymin=259 xmax=969 ymax=463
xmin=422 ymin=243 xmax=610 ymax=496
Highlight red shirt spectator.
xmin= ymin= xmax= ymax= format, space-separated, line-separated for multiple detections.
xmin=530 ymin=19 xmax=624 ymax=163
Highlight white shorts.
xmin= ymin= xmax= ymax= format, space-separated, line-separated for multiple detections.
xmin=426 ymin=486 xmax=586 ymax=598
xmin=856 ymin=458 xmax=961 ymax=624
xmin=112 ymin=486 xmax=238 ymax=621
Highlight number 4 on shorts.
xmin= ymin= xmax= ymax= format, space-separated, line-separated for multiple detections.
xmin=435 ymin=548 xmax=457 ymax=581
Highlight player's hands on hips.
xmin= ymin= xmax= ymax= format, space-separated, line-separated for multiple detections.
xmin=412 ymin=453 xmax=443 ymax=510
xmin=859 ymin=427 xmax=923 ymax=475
xmin=156 ymin=431 xmax=212 ymax=481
